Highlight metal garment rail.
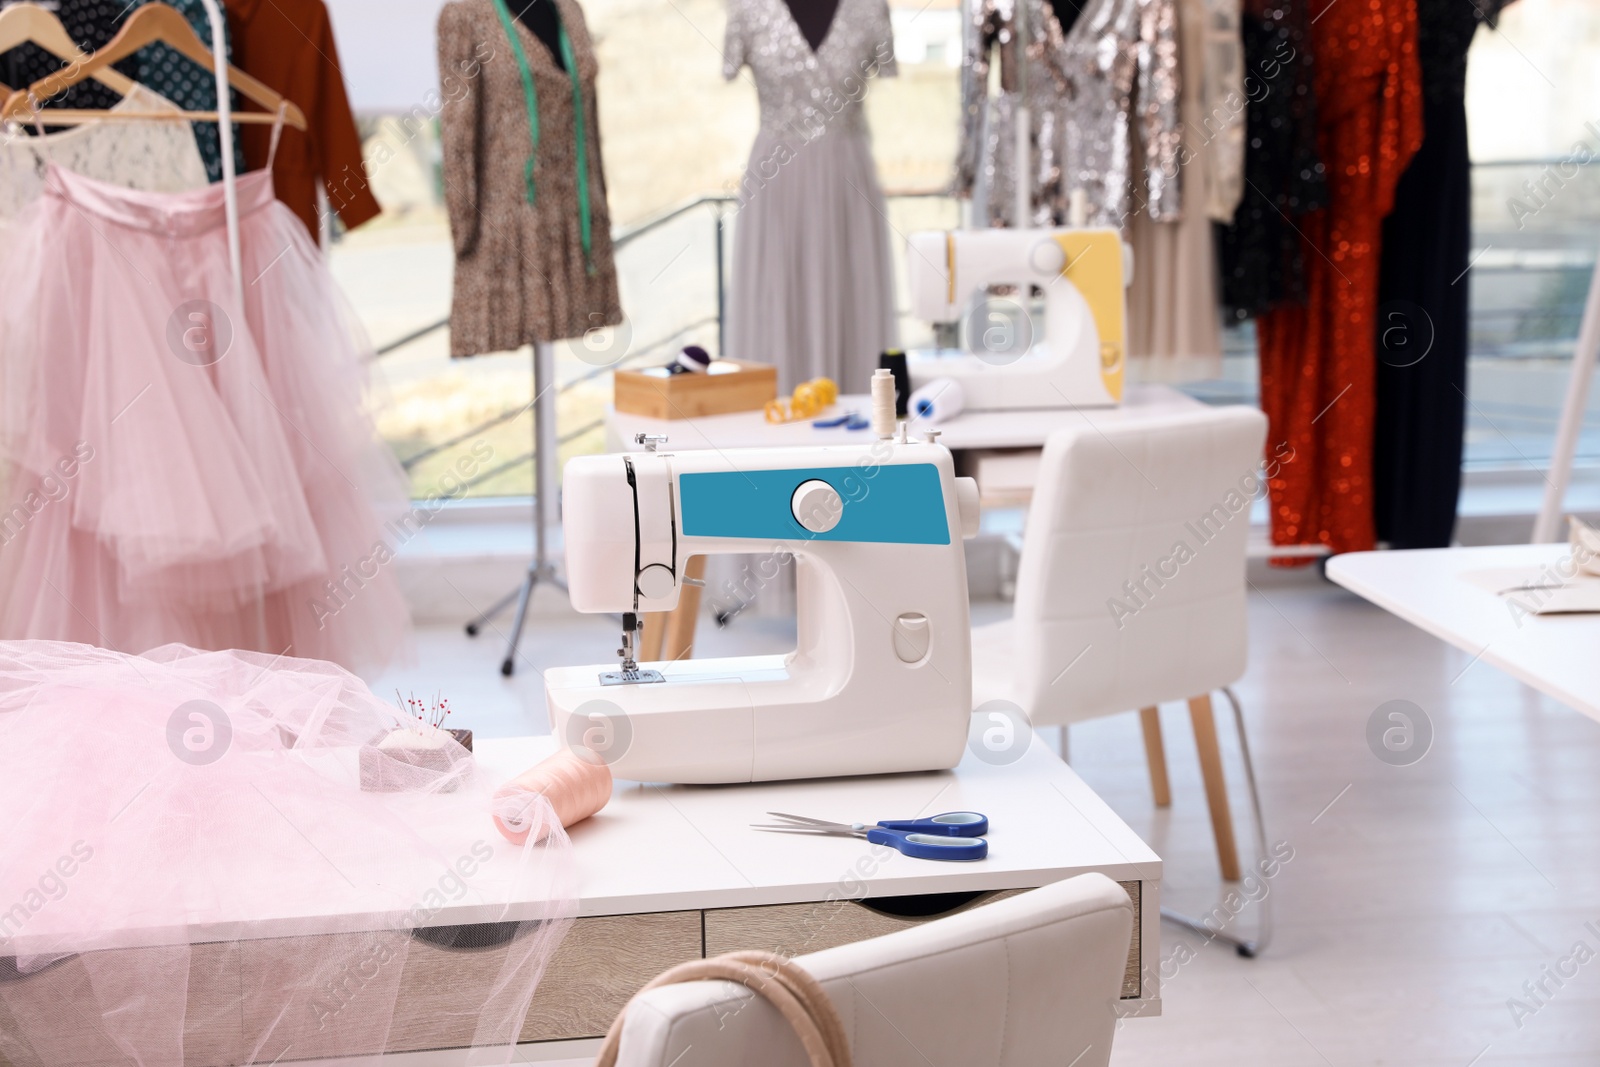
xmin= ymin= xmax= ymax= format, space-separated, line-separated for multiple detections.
xmin=397 ymin=316 xmax=716 ymax=471
xmin=381 ymin=190 xmax=952 ymax=477
xmin=371 ymin=188 xmax=950 ymax=360
xmin=372 ymin=194 xmax=736 ymax=360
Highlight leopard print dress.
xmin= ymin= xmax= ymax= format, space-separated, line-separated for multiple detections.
xmin=437 ymin=0 xmax=623 ymax=356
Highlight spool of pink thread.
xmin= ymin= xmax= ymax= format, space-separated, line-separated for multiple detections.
xmin=493 ymin=748 xmax=614 ymax=844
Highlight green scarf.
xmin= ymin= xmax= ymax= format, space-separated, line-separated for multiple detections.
xmin=488 ymin=0 xmax=596 ymax=274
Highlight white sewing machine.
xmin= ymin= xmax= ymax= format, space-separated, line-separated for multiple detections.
xmin=905 ymin=227 xmax=1130 ymax=410
xmin=545 ymin=434 xmax=982 ymax=784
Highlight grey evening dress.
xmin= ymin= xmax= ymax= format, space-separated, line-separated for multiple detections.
xmin=722 ymin=0 xmax=900 ymax=393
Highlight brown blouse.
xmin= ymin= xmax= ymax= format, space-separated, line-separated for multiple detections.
xmin=227 ymin=0 xmax=381 ymax=244
xmin=437 ymin=0 xmax=623 ymax=357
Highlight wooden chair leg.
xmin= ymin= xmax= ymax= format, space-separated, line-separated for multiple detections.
xmin=1188 ymin=693 xmax=1241 ymax=881
xmin=1138 ymin=706 xmax=1172 ymax=808
xmin=662 ymin=556 xmax=708 ymax=661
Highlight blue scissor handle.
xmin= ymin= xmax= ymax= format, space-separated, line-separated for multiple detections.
xmin=811 ymin=413 xmax=853 ymax=428
xmin=866 ymin=827 xmax=988 ymax=861
xmin=876 ymin=811 xmax=989 ymax=837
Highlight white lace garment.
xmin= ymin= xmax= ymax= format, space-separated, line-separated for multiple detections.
xmin=0 ymin=83 xmax=209 ymax=225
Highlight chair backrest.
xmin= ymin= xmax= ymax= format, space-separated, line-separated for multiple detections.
xmin=609 ymin=872 xmax=1134 ymax=1067
xmin=1010 ymin=405 xmax=1269 ymax=724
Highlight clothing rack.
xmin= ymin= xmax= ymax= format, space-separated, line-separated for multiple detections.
xmin=188 ymin=0 xmax=260 ymax=642
xmin=193 ymin=0 xmax=243 ymax=304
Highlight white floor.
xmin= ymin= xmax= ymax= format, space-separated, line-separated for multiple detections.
xmin=367 ymin=569 xmax=1600 ymax=1066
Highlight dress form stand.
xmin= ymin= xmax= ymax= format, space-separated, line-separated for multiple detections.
xmin=464 ymin=340 xmax=565 ymax=676
xmin=467 ymin=0 xmax=620 ymax=671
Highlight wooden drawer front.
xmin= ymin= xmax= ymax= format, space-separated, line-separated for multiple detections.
xmin=0 ymin=942 xmax=240 ymax=1067
xmin=387 ymin=912 xmax=702 ymax=1049
xmin=704 ymin=890 xmax=1024 ymax=960
xmin=232 ymin=912 xmax=702 ymax=1058
xmin=521 ymin=911 xmax=702 ymax=1042
xmin=707 ymin=881 xmax=1143 ymax=1001
xmin=0 ymin=881 xmax=1145 ymax=1064
xmin=239 ymin=930 xmax=412 ymax=1062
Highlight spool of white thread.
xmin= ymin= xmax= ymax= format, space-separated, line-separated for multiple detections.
xmin=871 ymin=368 xmax=897 ymax=439
xmin=909 ymin=378 xmax=965 ymax=425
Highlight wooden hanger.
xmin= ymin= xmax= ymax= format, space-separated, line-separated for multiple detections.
xmin=0 ymin=2 xmax=307 ymax=129
xmin=0 ymin=3 xmax=138 ymax=96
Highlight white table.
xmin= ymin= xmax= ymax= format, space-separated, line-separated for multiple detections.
xmin=5 ymin=736 xmax=1161 ymax=1064
xmin=1326 ymin=544 xmax=1600 ymax=722
xmin=605 ymin=382 xmax=1204 ymax=454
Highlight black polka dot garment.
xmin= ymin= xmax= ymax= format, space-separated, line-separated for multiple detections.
xmin=0 ymin=0 xmax=244 ymax=182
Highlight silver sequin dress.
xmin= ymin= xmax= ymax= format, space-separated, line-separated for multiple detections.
xmin=722 ymin=0 xmax=899 ymax=392
xmin=956 ymin=0 xmax=1182 ymax=230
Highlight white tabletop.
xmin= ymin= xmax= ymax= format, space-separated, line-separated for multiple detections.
xmin=538 ymin=736 xmax=1161 ymax=915
xmin=1326 ymin=544 xmax=1600 ymax=722
xmin=606 ymin=383 xmax=1204 ymax=453
xmin=26 ymin=736 xmax=1159 ymax=953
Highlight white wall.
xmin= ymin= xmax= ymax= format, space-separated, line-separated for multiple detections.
xmin=1467 ymin=0 xmax=1600 ymax=161
xmin=327 ymin=0 xmax=450 ymax=114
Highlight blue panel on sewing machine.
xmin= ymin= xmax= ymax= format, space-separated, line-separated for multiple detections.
xmin=678 ymin=464 xmax=951 ymax=544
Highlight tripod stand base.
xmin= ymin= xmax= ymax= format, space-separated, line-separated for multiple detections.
xmin=464 ymin=562 xmax=565 ymax=677
xmin=464 ymin=586 xmax=522 ymax=638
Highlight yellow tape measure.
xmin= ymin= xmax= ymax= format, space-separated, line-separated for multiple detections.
xmin=764 ymin=377 xmax=839 ymax=424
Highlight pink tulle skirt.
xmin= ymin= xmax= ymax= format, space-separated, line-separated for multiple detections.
xmin=0 ymin=640 xmax=574 ymax=1064
xmin=0 ymin=164 xmax=412 ymax=671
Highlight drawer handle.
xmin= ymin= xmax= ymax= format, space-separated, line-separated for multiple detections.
xmin=0 ymin=952 xmax=78 ymax=983
xmin=854 ymin=890 xmax=993 ymax=920
xmin=411 ymin=920 xmax=528 ymax=950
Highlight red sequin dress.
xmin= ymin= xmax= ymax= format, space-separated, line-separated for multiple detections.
xmin=1255 ymin=0 xmax=1423 ymax=557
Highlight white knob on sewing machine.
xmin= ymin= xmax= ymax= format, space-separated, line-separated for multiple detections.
xmin=791 ymin=479 xmax=844 ymax=534
xmin=636 ymin=564 xmax=676 ymax=600
xmin=1030 ymin=237 xmax=1067 ymax=277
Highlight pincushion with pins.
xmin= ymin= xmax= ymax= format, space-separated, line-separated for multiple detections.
xmin=359 ymin=692 xmax=474 ymax=792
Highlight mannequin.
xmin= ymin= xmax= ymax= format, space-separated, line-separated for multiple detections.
xmin=1048 ymin=0 xmax=1084 ymax=36
xmin=511 ymin=0 xmax=565 ymax=69
xmin=782 ymin=0 xmax=842 ymax=51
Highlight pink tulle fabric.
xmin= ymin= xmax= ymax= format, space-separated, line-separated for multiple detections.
xmin=0 ymin=164 xmax=412 ymax=671
xmin=0 ymin=640 xmax=575 ymax=1066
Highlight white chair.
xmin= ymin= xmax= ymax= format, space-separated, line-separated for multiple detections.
xmin=607 ymin=873 xmax=1135 ymax=1067
xmin=972 ymin=406 xmax=1269 ymax=887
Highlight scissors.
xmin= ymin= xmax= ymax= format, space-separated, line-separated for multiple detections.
xmin=752 ymin=811 xmax=989 ymax=861
xmin=811 ymin=411 xmax=868 ymax=430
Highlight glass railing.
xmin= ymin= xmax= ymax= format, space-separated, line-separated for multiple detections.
xmin=338 ymin=155 xmax=1598 ymax=500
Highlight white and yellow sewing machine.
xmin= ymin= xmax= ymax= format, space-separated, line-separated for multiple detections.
xmin=545 ymin=433 xmax=982 ymax=784
xmin=906 ymin=227 xmax=1130 ymax=410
